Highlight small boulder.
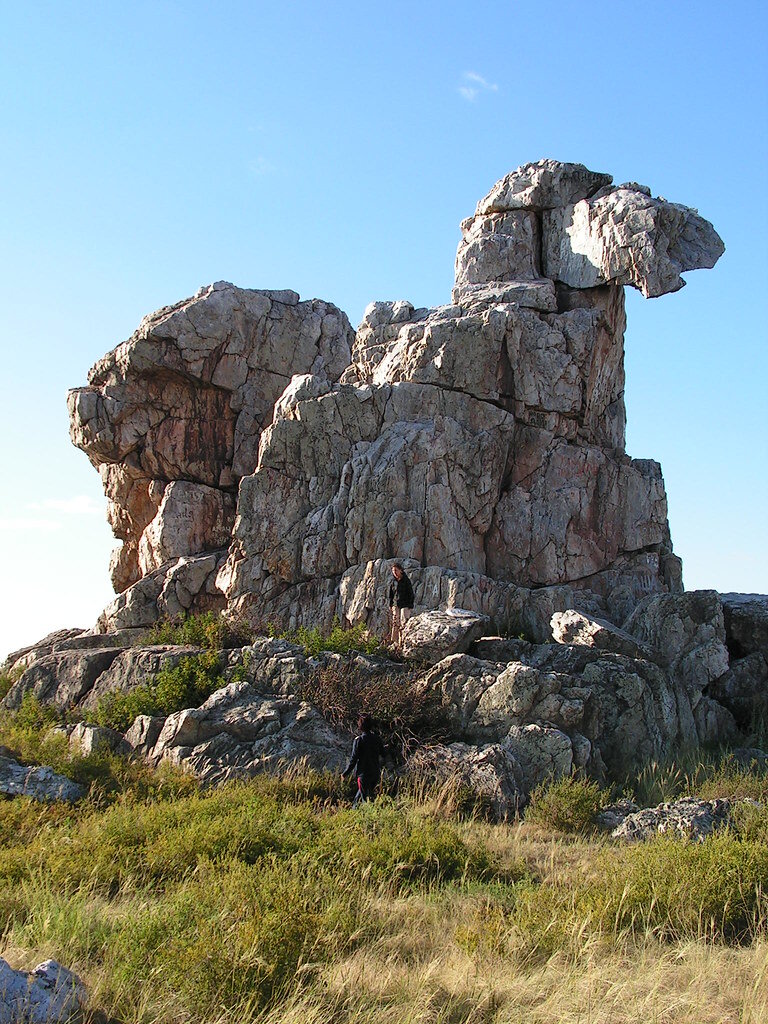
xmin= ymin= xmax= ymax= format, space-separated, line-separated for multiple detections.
xmin=611 ymin=796 xmax=733 ymax=842
xmin=0 ymin=756 xmax=84 ymax=803
xmin=401 ymin=609 xmax=489 ymax=664
xmin=0 ymin=957 xmax=86 ymax=1023
xmin=550 ymin=609 xmax=656 ymax=661
xmin=404 ymin=741 xmax=524 ymax=821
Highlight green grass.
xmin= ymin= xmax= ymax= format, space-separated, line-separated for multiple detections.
xmin=0 ymin=745 xmax=766 ymax=1023
xmin=622 ymin=746 xmax=768 ymax=807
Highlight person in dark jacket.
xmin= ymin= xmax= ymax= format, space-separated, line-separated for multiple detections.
xmin=388 ymin=562 xmax=415 ymax=650
xmin=342 ymin=714 xmax=385 ymax=805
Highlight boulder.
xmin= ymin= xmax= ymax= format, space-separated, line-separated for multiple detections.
xmin=0 ymin=756 xmax=84 ymax=803
xmin=2 ymin=648 xmax=123 ymax=711
xmin=550 ymin=609 xmax=656 ymax=661
xmin=59 ymin=722 xmax=130 ymax=756
xmin=611 ymin=797 xmax=734 ymax=842
xmin=0 ymin=958 xmax=86 ymax=1024
xmin=400 ymin=609 xmax=490 ymax=663
xmin=145 ymin=681 xmax=348 ymax=784
xmin=403 ymin=741 xmax=524 ymax=820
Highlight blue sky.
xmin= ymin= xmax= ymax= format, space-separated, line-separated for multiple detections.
xmin=1 ymin=0 xmax=766 ymax=658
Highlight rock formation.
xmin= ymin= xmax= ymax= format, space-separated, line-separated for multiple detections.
xmin=66 ymin=159 xmax=726 ymax=637
xmin=8 ymin=160 xmax=762 ymax=810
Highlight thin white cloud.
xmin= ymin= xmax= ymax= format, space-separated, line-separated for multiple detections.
xmin=458 ymin=70 xmax=499 ymax=101
xmin=250 ymin=155 xmax=274 ymax=177
xmin=27 ymin=496 xmax=103 ymax=516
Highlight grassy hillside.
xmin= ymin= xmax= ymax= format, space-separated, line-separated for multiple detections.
xmin=1 ymin=704 xmax=767 ymax=1024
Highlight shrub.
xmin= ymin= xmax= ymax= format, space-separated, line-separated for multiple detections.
xmin=525 ymin=775 xmax=607 ymax=834
xmin=298 ymin=664 xmax=445 ymax=758
xmin=0 ymin=664 xmax=23 ymax=702
xmin=278 ymin=618 xmax=383 ymax=658
xmin=94 ymin=651 xmax=230 ymax=732
xmin=141 ymin=611 xmax=253 ymax=650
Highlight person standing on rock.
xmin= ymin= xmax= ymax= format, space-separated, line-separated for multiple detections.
xmin=388 ymin=563 xmax=415 ymax=650
xmin=341 ymin=714 xmax=385 ymax=805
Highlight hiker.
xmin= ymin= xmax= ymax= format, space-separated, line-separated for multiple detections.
xmin=341 ymin=713 xmax=385 ymax=805
xmin=388 ymin=562 xmax=415 ymax=649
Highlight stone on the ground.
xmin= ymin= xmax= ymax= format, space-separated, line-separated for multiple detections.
xmin=0 ymin=756 xmax=84 ymax=803
xmin=611 ymin=796 xmax=733 ymax=842
xmin=145 ymin=681 xmax=348 ymax=784
xmin=404 ymin=741 xmax=524 ymax=820
xmin=400 ymin=609 xmax=490 ymax=663
xmin=0 ymin=958 xmax=86 ymax=1024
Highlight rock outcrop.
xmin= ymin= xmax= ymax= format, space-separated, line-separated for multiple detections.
xmin=0 ymin=959 xmax=86 ymax=1024
xmin=15 ymin=160 xmax=759 ymax=806
xmin=68 ymin=282 xmax=353 ymax=597
xmin=0 ymin=755 xmax=84 ymax=803
xmin=68 ymin=160 xmax=726 ymax=638
xmin=2 ymin=589 xmax=749 ymax=806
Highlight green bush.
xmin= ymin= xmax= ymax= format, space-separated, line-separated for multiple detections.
xmin=141 ymin=611 xmax=253 ymax=650
xmin=525 ymin=775 xmax=607 ymax=834
xmin=94 ymin=651 xmax=232 ymax=732
xmin=0 ymin=664 xmax=23 ymax=702
xmin=277 ymin=618 xmax=383 ymax=657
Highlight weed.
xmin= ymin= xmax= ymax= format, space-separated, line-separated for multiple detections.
xmin=278 ymin=618 xmax=383 ymax=658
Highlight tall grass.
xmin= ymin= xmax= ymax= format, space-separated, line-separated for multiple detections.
xmin=1 ymin=762 xmax=767 ymax=1023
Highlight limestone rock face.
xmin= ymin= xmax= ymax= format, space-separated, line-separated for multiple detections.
xmin=543 ymin=186 xmax=725 ymax=297
xmin=68 ymin=282 xmax=353 ymax=592
xmin=69 ymin=161 xmax=725 ymax=642
xmin=720 ymin=593 xmax=768 ymax=661
xmin=418 ymin=642 xmax=687 ymax=784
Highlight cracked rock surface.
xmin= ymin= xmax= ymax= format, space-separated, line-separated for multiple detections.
xmin=68 ymin=160 xmax=725 ymax=637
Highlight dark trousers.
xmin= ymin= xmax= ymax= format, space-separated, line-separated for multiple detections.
xmin=353 ymin=773 xmax=379 ymax=806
